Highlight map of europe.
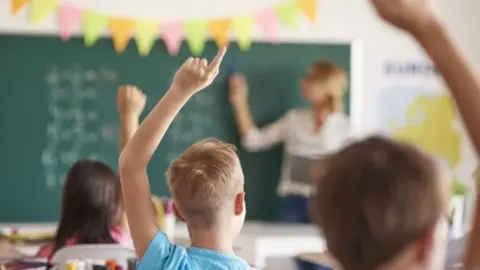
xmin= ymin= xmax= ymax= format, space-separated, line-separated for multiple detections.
xmin=379 ymin=87 xmax=461 ymax=175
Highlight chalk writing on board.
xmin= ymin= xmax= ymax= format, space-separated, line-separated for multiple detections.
xmin=41 ymin=65 xmax=117 ymax=189
xmin=165 ymin=90 xmax=216 ymax=162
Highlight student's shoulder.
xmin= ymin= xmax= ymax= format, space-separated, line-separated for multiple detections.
xmin=137 ymin=231 xmax=188 ymax=270
xmin=35 ymin=243 xmax=54 ymax=258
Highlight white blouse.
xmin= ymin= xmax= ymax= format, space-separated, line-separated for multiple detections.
xmin=242 ymin=109 xmax=352 ymax=197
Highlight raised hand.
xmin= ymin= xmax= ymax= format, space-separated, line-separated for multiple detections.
xmin=171 ymin=46 xmax=227 ymax=96
xmin=117 ymin=85 xmax=147 ymax=118
xmin=370 ymin=0 xmax=438 ymax=36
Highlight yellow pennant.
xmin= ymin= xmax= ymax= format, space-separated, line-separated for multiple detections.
xmin=10 ymin=0 xmax=30 ymax=15
xmin=83 ymin=10 xmax=108 ymax=47
xmin=276 ymin=0 xmax=300 ymax=29
xmin=184 ymin=20 xmax=208 ymax=56
xmin=232 ymin=16 xmax=254 ymax=51
xmin=208 ymin=19 xmax=231 ymax=48
xmin=297 ymin=0 xmax=317 ymax=22
xmin=109 ymin=18 xmax=135 ymax=53
xmin=135 ymin=20 xmax=160 ymax=57
xmin=29 ymin=0 xmax=59 ymax=23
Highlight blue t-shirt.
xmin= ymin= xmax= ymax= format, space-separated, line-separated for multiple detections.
xmin=137 ymin=231 xmax=254 ymax=270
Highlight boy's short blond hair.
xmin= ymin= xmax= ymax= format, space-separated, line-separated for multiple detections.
xmin=313 ymin=136 xmax=447 ymax=270
xmin=167 ymin=138 xmax=243 ymax=229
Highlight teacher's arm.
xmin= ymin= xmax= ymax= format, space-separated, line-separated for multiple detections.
xmin=229 ymin=73 xmax=286 ymax=151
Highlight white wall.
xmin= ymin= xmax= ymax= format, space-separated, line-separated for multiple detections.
xmin=1 ymin=0 xmax=480 ymax=222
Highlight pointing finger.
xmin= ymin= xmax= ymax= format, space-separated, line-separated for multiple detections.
xmin=207 ymin=46 xmax=227 ymax=74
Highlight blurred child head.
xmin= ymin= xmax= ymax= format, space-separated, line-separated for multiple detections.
xmin=167 ymin=139 xmax=245 ymax=237
xmin=313 ymin=136 xmax=449 ymax=270
xmin=54 ymin=159 xmax=122 ymax=254
xmin=301 ymin=61 xmax=347 ymax=112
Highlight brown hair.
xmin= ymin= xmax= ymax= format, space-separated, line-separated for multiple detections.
xmin=167 ymin=138 xmax=243 ymax=229
xmin=313 ymin=136 xmax=447 ymax=270
xmin=308 ymin=61 xmax=348 ymax=112
xmin=54 ymin=160 xmax=121 ymax=257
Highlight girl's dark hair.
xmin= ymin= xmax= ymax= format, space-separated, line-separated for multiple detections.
xmin=52 ymin=159 xmax=121 ymax=256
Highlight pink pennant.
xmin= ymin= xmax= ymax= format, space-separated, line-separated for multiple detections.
xmin=58 ymin=4 xmax=84 ymax=41
xmin=161 ymin=22 xmax=183 ymax=56
xmin=257 ymin=8 xmax=277 ymax=42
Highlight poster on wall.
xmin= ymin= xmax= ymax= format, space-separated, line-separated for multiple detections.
xmin=374 ymin=60 xmax=477 ymax=238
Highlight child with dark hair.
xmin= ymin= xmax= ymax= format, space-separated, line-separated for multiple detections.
xmin=36 ymin=85 xmax=147 ymax=260
xmin=314 ymin=136 xmax=449 ymax=270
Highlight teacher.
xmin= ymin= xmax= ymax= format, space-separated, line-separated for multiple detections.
xmin=228 ymin=61 xmax=353 ymax=223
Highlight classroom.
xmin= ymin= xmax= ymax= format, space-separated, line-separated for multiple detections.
xmin=1 ymin=0 xmax=480 ymax=269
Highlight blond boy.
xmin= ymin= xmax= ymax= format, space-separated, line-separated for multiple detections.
xmin=119 ymin=47 xmax=256 ymax=269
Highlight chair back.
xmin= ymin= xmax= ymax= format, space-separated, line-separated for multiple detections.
xmin=51 ymin=244 xmax=135 ymax=269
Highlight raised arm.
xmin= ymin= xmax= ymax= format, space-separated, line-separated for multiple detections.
xmin=118 ymin=85 xmax=146 ymax=153
xmin=119 ymin=46 xmax=227 ymax=258
xmin=370 ymin=0 xmax=480 ymax=267
xmin=117 ymin=85 xmax=147 ymax=233
xmin=229 ymin=73 xmax=286 ymax=151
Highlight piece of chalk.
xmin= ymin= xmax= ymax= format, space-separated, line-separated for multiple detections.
xmin=227 ymin=66 xmax=237 ymax=75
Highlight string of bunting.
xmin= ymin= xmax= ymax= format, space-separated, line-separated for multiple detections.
xmin=10 ymin=0 xmax=318 ymax=56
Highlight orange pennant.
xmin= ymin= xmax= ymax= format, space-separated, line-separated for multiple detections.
xmin=11 ymin=0 xmax=29 ymax=15
xmin=109 ymin=18 xmax=135 ymax=53
xmin=208 ymin=19 xmax=231 ymax=47
xmin=297 ymin=0 xmax=317 ymax=22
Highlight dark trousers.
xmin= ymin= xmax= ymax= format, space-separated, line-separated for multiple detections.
xmin=280 ymin=195 xmax=311 ymax=223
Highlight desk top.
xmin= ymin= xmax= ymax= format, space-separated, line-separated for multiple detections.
xmin=0 ymin=221 xmax=321 ymax=238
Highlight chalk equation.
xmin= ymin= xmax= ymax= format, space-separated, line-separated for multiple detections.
xmin=41 ymin=65 xmax=118 ymax=189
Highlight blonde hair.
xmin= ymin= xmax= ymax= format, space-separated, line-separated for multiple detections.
xmin=309 ymin=61 xmax=348 ymax=113
xmin=167 ymin=138 xmax=243 ymax=229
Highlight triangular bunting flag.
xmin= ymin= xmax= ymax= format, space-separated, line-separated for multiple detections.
xmin=297 ymin=0 xmax=317 ymax=22
xmin=135 ymin=20 xmax=160 ymax=57
xmin=161 ymin=22 xmax=183 ymax=56
xmin=58 ymin=4 xmax=84 ymax=41
xmin=232 ymin=16 xmax=254 ymax=51
xmin=109 ymin=18 xmax=135 ymax=53
xmin=10 ymin=0 xmax=29 ymax=15
xmin=208 ymin=19 xmax=231 ymax=48
xmin=276 ymin=0 xmax=300 ymax=29
xmin=83 ymin=10 xmax=108 ymax=47
xmin=257 ymin=8 xmax=278 ymax=42
xmin=30 ymin=0 xmax=59 ymax=23
xmin=184 ymin=20 xmax=208 ymax=56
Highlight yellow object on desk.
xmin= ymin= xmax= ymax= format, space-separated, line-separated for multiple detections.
xmin=152 ymin=197 xmax=176 ymax=240
xmin=4 ymin=232 xmax=54 ymax=243
xmin=152 ymin=196 xmax=165 ymax=227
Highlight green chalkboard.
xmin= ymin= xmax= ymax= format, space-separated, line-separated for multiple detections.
xmin=0 ymin=35 xmax=351 ymax=222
